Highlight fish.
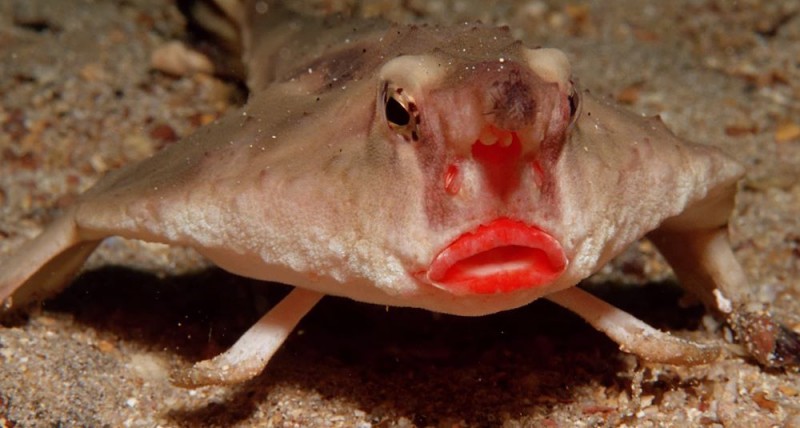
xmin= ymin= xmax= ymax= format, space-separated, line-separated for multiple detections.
xmin=1 ymin=0 xmax=797 ymax=387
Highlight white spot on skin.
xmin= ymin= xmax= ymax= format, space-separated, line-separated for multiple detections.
xmin=713 ymin=288 xmax=733 ymax=313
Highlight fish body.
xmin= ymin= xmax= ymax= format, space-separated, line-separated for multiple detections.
xmin=1 ymin=1 xmax=797 ymax=386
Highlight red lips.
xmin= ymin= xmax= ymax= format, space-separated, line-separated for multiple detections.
xmin=426 ymin=218 xmax=567 ymax=294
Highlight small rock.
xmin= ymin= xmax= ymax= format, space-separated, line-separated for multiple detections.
xmin=151 ymin=41 xmax=214 ymax=77
xmin=775 ymin=122 xmax=800 ymax=143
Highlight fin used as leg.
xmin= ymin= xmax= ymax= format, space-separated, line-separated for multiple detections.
xmin=547 ymin=287 xmax=721 ymax=365
xmin=178 ymin=0 xmax=246 ymax=50
xmin=171 ymin=287 xmax=323 ymax=388
xmin=0 ymin=208 xmax=101 ymax=312
xmin=650 ymin=226 xmax=800 ymax=368
xmin=171 ymin=0 xmax=247 ymax=79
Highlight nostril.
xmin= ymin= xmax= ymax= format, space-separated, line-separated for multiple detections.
xmin=444 ymin=164 xmax=461 ymax=195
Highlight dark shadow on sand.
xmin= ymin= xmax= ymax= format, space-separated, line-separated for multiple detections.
xmin=17 ymin=266 xmax=708 ymax=426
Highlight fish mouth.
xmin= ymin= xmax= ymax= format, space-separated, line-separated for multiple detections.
xmin=426 ymin=218 xmax=567 ymax=295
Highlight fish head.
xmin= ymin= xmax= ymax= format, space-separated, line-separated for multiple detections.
xmin=247 ymin=26 xmax=741 ymax=315
xmin=361 ymin=41 xmax=580 ymax=303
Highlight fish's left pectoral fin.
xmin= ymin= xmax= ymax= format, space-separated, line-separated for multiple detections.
xmin=547 ymin=287 xmax=721 ymax=365
xmin=649 ymin=226 xmax=800 ymax=368
xmin=171 ymin=288 xmax=324 ymax=388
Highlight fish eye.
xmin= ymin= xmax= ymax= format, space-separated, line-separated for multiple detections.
xmin=382 ymin=82 xmax=420 ymax=142
xmin=567 ymin=85 xmax=581 ymax=127
xmin=385 ymin=96 xmax=411 ymax=126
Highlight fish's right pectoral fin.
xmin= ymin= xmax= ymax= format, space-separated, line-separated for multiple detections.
xmin=0 ymin=209 xmax=102 ymax=312
xmin=171 ymin=288 xmax=324 ymax=388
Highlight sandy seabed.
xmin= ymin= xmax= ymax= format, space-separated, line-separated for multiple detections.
xmin=1 ymin=0 xmax=799 ymax=426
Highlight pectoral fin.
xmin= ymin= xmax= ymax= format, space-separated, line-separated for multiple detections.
xmin=171 ymin=287 xmax=323 ymax=388
xmin=650 ymin=226 xmax=800 ymax=368
xmin=547 ymin=287 xmax=721 ymax=365
xmin=0 ymin=208 xmax=101 ymax=311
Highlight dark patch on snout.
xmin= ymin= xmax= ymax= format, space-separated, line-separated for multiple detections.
xmin=488 ymin=69 xmax=536 ymax=130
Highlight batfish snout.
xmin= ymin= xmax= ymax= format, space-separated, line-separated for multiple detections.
xmin=470 ymin=125 xmax=524 ymax=196
xmin=426 ymin=218 xmax=567 ymax=295
xmin=433 ymin=59 xmax=570 ymax=197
